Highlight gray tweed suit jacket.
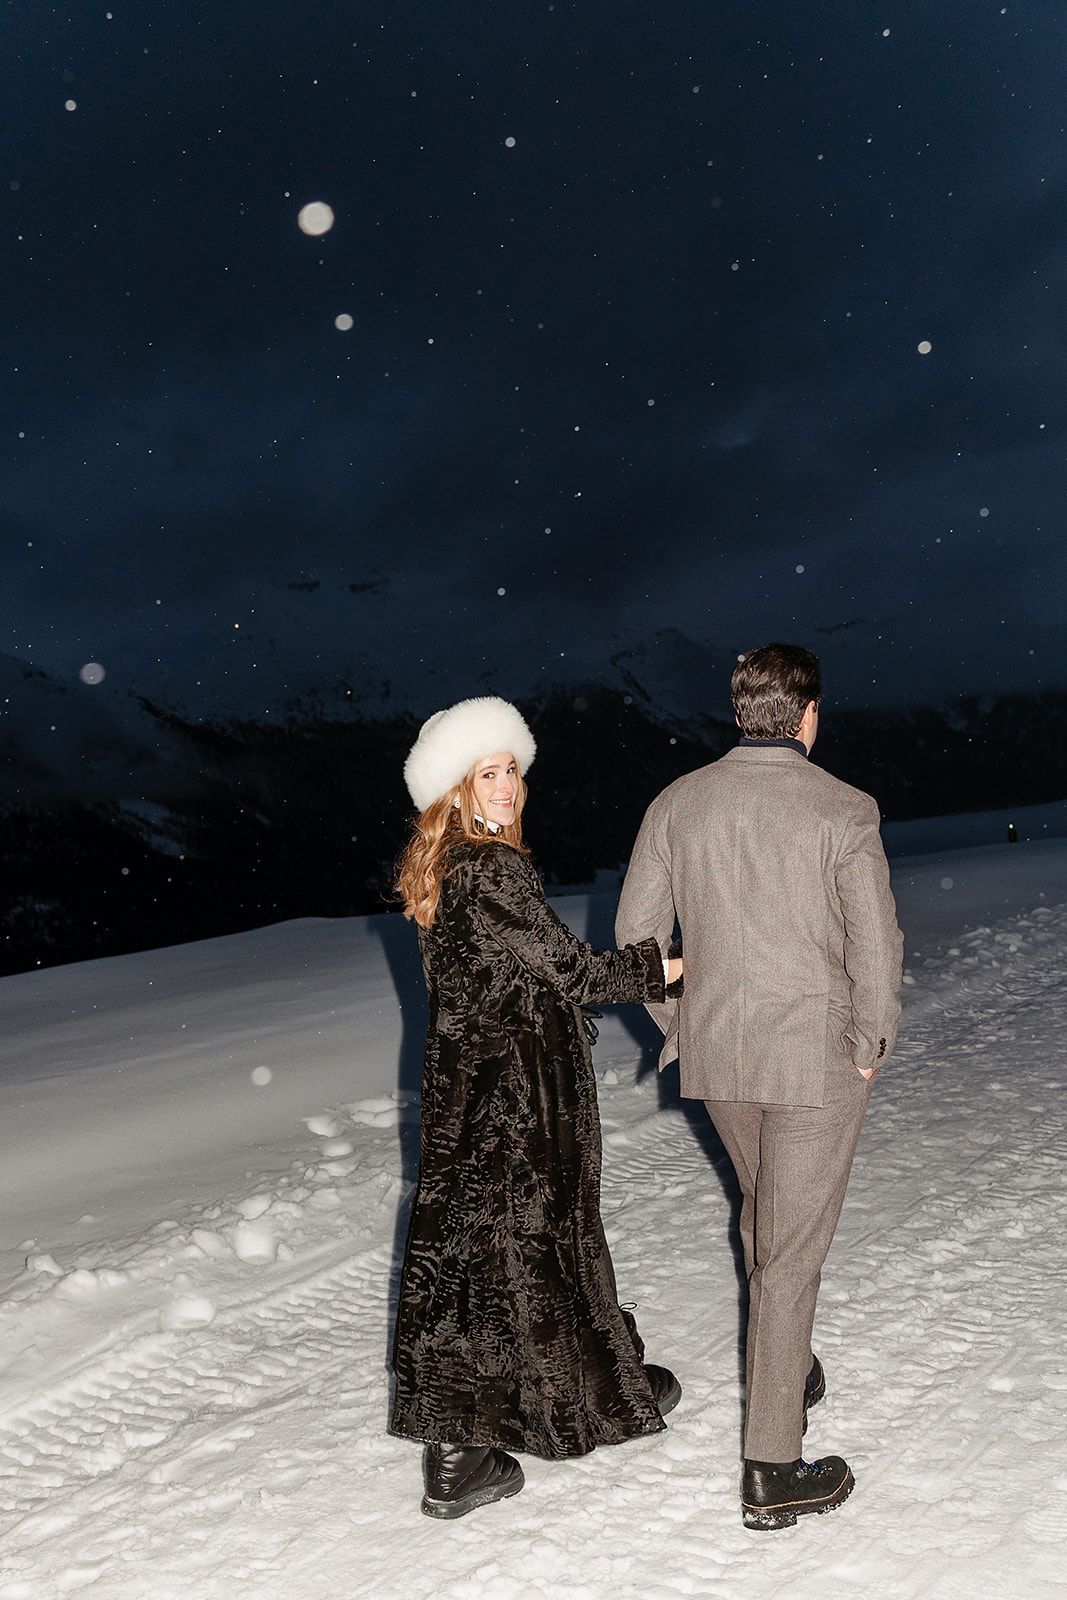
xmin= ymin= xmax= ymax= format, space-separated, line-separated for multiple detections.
xmin=616 ymin=743 xmax=904 ymax=1108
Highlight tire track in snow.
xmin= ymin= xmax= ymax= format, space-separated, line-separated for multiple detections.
xmin=0 ymin=1242 xmax=396 ymax=1560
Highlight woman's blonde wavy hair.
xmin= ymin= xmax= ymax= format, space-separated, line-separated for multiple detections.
xmin=395 ymin=762 xmax=530 ymax=928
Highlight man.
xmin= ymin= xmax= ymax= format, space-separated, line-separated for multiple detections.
xmin=616 ymin=643 xmax=903 ymax=1531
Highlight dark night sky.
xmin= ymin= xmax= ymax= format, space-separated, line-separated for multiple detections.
xmin=4 ymin=0 xmax=1067 ymax=726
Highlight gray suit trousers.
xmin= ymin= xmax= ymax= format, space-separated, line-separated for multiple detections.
xmin=706 ymin=1058 xmax=872 ymax=1462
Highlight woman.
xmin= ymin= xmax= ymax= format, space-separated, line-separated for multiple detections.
xmin=391 ymin=695 xmax=682 ymax=1519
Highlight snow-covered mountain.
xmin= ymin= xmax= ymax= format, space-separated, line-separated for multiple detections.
xmin=0 ymin=650 xmax=205 ymax=810
xmin=0 ymin=605 xmax=901 ymax=787
xmin=6 ymin=641 xmax=1067 ymax=977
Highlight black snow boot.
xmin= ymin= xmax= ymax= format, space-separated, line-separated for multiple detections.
xmin=620 ymin=1305 xmax=683 ymax=1417
xmin=420 ymin=1443 xmax=524 ymax=1520
xmin=802 ymin=1355 xmax=825 ymax=1435
xmin=644 ymin=1362 xmax=683 ymax=1416
xmin=740 ymin=1454 xmax=854 ymax=1531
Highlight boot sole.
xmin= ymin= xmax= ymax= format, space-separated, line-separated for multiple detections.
xmin=421 ymin=1469 xmax=525 ymax=1520
xmin=741 ymin=1467 xmax=854 ymax=1532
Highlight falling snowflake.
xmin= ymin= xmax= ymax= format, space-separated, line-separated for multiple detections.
xmin=505 ymin=136 xmax=516 ymax=148
xmin=497 ymin=586 xmax=506 ymax=596
xmin=917 ymin=339 xmax=932 ymax=355
xmin=297 ymin=201 xmax=335 ymax=237
xmin=334 ymin=313 xmax=354 ymax=331
xmin=940 ymin=877 xmax=954 ymax=890
xmin=65 ymin=99 xmax=77 ymax=111
xmin=882 ymin=28 xmax=891 ymax=37
xmin=979 ymin=506 xmax=990 ymax=518
xmin=79 ymin=662 xmax=106 ymax=685
xmin=647 ymin=398 xmax=655 ymax=407
xmin=795 ymin=564 xmax=805 ymax=574
xmin=251 ymin=1067 xmax=273 ymax=1086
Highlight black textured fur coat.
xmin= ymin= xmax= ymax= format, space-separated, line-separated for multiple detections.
xmin=391 ymin=838 xmax=667 ymax=1458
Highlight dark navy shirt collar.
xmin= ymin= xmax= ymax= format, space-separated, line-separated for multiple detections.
xmin=738 ymin=736 xmax=808 ymax=759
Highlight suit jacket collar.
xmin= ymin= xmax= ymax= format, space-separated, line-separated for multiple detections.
xmin=721 ymin=742 xmax=810 ymax=765
xmin=738 ymin=735 xmax=808 ymax=758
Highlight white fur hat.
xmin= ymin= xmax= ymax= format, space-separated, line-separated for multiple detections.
xmin=404 ymin=695 xmax=537 ymax=813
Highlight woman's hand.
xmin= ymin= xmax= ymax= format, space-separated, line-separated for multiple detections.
xmin=666 ymin=957 xmax=683 ymax=986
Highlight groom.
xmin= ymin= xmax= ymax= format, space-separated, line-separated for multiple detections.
xmin=617 ymin=643 xmax=903 ymax=1531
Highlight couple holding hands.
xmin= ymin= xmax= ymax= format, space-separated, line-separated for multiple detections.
xmin=390 ymin=643 xmax=903 ymax=1532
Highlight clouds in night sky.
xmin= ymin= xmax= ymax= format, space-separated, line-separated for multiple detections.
xmin=4 ymin=1 xmax=1067 ymax=715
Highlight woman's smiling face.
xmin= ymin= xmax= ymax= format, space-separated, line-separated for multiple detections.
xmin=471 ymin=751 xmax=519 ymax=827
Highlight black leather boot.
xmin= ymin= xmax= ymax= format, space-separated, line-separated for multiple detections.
xmin=420 ymin=1443 xmax=524 ymax=1520
xmin=620 ymin=1305 xmax=646 ymax=1361
xmin=644 ymin=1362 xmax=683 ymax=1416
xmin=802 ymin=1355 xmax=825 ymax=1435
xmin=740 ymin=1454 xmax=854 ymax=1531
xmin=620 ymin=1306 xmax=682 ymax=1417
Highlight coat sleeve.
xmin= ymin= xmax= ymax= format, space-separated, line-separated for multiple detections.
xmin=616 ymin=797 xmax=679 ymax=1044
xmin=474 ymin=845 xmax=666 ymax=1007
xmin=835 ymin=794 xmax=904 ymax=1070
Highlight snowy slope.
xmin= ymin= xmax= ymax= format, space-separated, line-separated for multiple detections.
xmin=1 ymin=843 xmax=1066 ymax=1598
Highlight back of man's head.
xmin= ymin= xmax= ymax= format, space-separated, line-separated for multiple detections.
xmin=731 ymin=643 xmax=822 ymax=739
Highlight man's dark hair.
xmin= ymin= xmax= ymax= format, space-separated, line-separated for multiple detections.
xmin=731 ymin=643 xmax=822 ymax=739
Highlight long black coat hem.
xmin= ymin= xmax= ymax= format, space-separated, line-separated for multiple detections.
xmin=387 ymin=1409 xmax=666 ymax=1460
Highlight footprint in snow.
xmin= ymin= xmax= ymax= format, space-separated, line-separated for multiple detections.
xmin=57 ymin=1563 xmax=108 ymax=1591
xmin=189 ymin=1227 xmax=232 ymax=1258
xmin=304 ymin=1114 xmax=344 ymax=1138
xmin=57 ymin=1267 xmax=129 ymax=1298
xmin=233 ymin=1218 xmax=278 ymax=1264
xmin=321 ymin=1137 xmax=354 ymax=1157
xmin=350 ymin=1095 xmax=419 ymax=1127
xmin=161 ymin=1295 xmax=216 ymax=1331
xmin=25 ymin=1252 xmax=63 ymax=1277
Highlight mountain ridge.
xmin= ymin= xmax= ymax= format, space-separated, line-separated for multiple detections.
xmin=5 ymin=659 xmax=1067 ymax=977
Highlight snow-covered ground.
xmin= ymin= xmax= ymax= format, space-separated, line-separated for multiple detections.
xmin=881 ymin=798 xmax=1067 ymax=856
xmin=2 ymin=840 xmax=1067 ymax=1599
